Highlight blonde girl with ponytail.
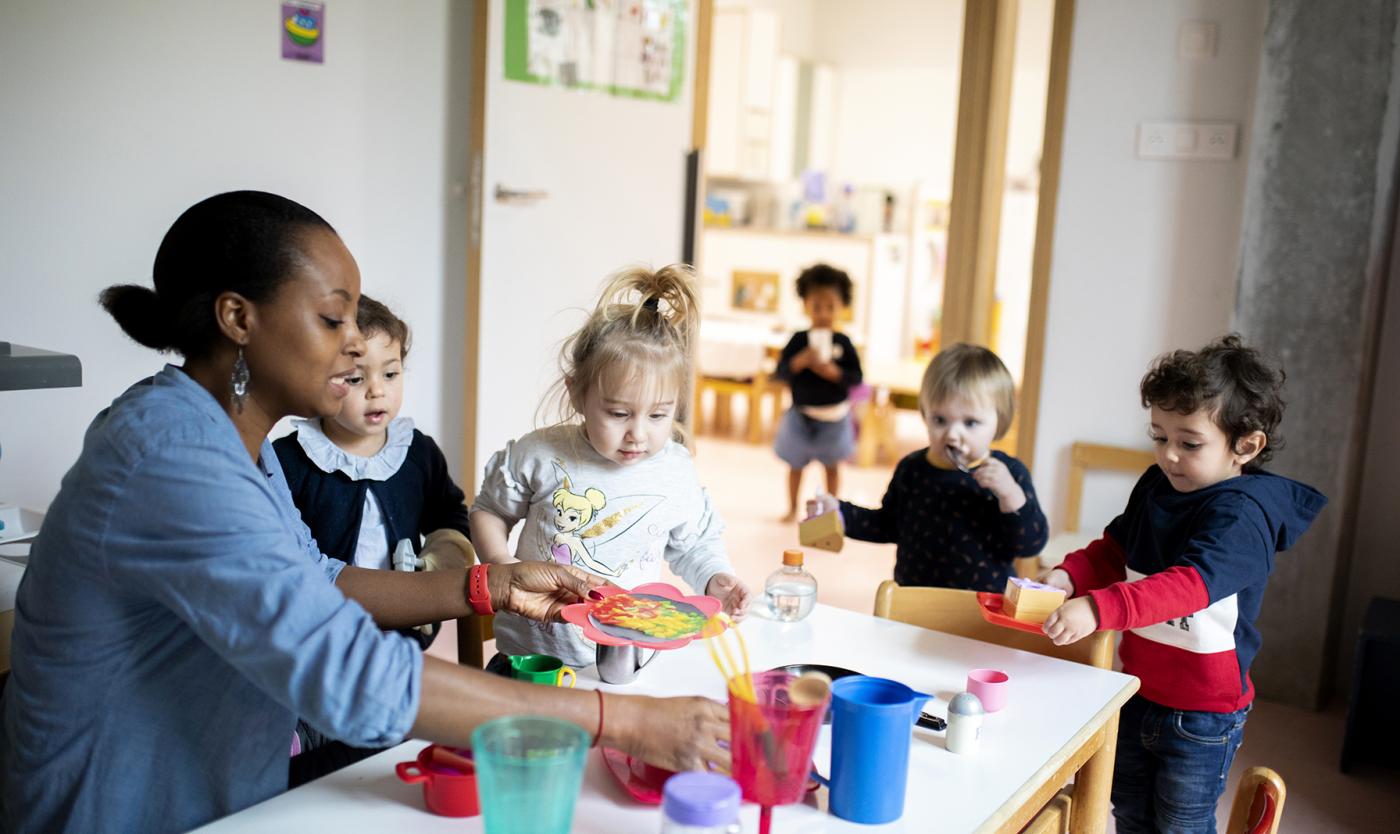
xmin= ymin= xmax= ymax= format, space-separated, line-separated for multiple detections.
xmin=470 ymin=265 xmax=751 ymax=670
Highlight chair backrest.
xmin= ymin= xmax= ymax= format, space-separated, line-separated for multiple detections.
xmin=1062 ymin=442 xmax=1156 ymax=533
xmin=873 ymin=581 xmax=1113 ymax=669
xmin=1225 ymin=766 xmax=1286 ymax=834
xmin=454 ymin=541 xmax=494 ymax=669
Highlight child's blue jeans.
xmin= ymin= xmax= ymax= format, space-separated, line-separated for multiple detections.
xmin=1111 ymin=695 xmax=1250 ymax=834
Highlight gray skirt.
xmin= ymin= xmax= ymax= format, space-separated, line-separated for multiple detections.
xmin=773 ymin=408 xmax=856 ymax=468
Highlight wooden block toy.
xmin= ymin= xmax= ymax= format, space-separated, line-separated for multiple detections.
xmin=799 ymin=509 xmax=844 ymax=552
xmin=1003 ymin=576 xmax=1067 ymax=624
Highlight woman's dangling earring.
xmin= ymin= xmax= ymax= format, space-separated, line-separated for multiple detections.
xmin=231 ymin=346 xmax=250 ymax=413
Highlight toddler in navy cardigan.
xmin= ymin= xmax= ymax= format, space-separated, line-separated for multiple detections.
xmin=274 ymin=295 xmax=473 ymax=636
xmin=806 ymin=344 xmax=1047 ymax=592
xmin=274 ymin=295 xmax=473 ymax=783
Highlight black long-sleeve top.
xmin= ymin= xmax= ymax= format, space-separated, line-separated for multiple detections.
xmin=775 ymin=330 xmax=863 ymax=407
xmin=841 ymin=449 xmax=1048 ymax=591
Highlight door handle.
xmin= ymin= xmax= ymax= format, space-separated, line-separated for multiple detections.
xmin=494 ymin=184 xmax=549 ymax=204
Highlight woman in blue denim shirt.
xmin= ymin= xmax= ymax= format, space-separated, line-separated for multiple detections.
xmin=0 ymin=192 xmax=730 ymax=834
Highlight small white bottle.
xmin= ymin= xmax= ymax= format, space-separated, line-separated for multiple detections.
xmin=946 ymin=691 xmax=984 ymax=754
xmin=764 ymin=549 xmax=818 ymax=622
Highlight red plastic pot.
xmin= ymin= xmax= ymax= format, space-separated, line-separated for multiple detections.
xmin=395 ymin=745 xmax=479 ymax=817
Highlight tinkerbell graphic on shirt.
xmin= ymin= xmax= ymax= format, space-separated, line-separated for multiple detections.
xmin=546 ymin=459 xmax=663 ymax=577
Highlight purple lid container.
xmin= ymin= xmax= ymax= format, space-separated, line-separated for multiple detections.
xmin=663 ymin=772 xmax=740 ymax=827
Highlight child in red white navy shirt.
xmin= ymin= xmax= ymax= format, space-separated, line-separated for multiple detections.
xmin=1040 ymin=335 xmax=1325 ymax=834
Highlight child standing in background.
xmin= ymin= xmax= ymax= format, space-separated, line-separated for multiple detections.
xmin=1040 ymin=335 xmax=1325 ymax=834
xmin=774 ymin=264 xmax=863 ymax=521
xmin=807 ymin=344 xmax=1046 ymax=591
xmin=469 ymin=265 xmax=750 ymax=671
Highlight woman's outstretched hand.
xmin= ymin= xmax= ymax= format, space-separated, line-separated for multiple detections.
xmin=487 ymin=561 xmax=612 ymax=622
xmin=609 ymin=694 xmax=732 ymax=773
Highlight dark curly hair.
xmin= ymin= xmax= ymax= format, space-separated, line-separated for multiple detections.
xmin=1139 ymin=334 xmax=1285 ymax=470
xmin=356 ymin=294 xmax=411 ymax=360
xmin=795 ymin=263 xmax=853 ymax=307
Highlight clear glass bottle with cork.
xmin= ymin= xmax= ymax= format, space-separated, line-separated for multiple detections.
xmin=764 ymin=549 xmax=817 ymax=622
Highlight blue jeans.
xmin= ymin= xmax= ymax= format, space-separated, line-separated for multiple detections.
xmin=1111 ymin=695 xmax=1250 ymax=834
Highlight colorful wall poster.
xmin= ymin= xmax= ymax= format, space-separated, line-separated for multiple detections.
xmin=282 ymin=2 xmax=325 ymax=64
xmin=505 ymin=0 xmax=686 ymax=102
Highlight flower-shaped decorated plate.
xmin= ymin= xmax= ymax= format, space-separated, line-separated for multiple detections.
xmin=561 ymin=582 xmax=723 ymax=650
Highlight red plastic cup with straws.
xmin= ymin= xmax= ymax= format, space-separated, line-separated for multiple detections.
xmin=704 ymin=614 xmax=830 ymax=834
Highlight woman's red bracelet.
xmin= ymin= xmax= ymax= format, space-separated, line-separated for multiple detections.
xmin=467 ymin=564 xmax=493 ymax=616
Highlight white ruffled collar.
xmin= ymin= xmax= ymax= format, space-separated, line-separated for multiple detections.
xmin=294 ymin=416 xmax=415 ymax=481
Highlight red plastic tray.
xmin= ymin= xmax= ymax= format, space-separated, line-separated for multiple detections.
xmin=600 ymin=747 xmax=673 ymax=805
xmin=976 ymin=592 xmax=1050 ymax=635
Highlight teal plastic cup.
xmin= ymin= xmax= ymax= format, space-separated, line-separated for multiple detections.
xmin=472 ymin=715 xmax=590 ymax=834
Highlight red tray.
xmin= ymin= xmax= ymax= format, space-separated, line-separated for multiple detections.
xmin=976 ymin=592 xmax=1050 ymax=635
xmin=600 ymin=747 xmax=673 ymax=805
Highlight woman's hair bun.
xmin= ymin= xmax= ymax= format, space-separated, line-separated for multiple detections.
xmin=99 ymin=284 xmax=177 ymax=352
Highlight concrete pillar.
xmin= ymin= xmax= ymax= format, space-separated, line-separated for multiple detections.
xmin=1234 ymin=0 xmax=1400 ymax=708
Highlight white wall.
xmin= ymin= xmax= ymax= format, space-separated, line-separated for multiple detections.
xmin=0 ymin=0 xmax=464 ymax=512
xmin=473 ymin=0 xmax=698 ymax=469
xmin=1031 ymin=0 xmax=1269 ymax=534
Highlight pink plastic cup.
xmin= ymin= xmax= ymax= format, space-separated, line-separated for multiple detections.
xmin=966 ymin=669 xmax=1010 ymax=712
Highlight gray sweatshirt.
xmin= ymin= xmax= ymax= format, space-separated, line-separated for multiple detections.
xmin=471 ymin=424 xmax=732 ymax=667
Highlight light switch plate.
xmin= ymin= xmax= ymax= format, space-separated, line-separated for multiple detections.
xmin=1137 ymin=122 xmax=1237 ymax=161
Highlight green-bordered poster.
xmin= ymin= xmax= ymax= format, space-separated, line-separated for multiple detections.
xmin=504 ymin=0 xmax=687 ymax=102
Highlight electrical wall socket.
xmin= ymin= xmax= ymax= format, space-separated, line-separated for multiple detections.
xmin=1137 ymin=122 xmax=1237 ymax=161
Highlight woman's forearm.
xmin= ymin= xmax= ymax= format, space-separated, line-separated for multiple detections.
xmin=335 ymin=566 xmax=471 ymax=628
xmin=411 ymin=657 xmax=623 ymax=748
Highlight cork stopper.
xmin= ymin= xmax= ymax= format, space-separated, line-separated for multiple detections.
xmin=783 ymin=549 xmax=805 ymax=567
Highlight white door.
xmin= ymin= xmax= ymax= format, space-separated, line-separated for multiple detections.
xmin=471 ymin=0 xmax=697 ymax=474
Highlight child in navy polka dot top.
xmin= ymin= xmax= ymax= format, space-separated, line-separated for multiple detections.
xmin=807 ymin=344 xmax=1047 ymax=591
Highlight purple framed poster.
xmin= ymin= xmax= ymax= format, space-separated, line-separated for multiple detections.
xmin=282 ymin=2 xmax=325 ymax=64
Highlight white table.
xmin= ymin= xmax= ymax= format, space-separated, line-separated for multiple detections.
xmin=196 ymin=605 xmax=1138 ymax=833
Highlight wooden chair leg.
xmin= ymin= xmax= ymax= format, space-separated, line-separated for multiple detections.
xmin=855 ymin=399 xmax=878 ymax=467
xmin=715 ymin=391 xmax=733 ymax=435
xmin=746 ymin=377 xmax=764 ymax=444
xmin=1068 ymin=711 xmax=1119 ymax=834
xmin=458 ymin=614 xmax=494 ymax=669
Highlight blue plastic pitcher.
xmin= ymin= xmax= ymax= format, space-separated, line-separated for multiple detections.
xmin=812 ymin=675 xmax=932 ymax=824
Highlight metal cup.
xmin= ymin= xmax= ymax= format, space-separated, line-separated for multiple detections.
xmin=595 ymin=644 xmax=657 ymax=684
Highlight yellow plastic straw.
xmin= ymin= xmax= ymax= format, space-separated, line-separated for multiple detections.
xmin=703 ymin=613 xmax=755 ymax=703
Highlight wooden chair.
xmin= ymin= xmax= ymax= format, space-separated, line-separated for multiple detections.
xmin=452 ymin=537 xmax=493 ymax=669
xmin=872 ymin=581 xmax=1113 ymax=669
xmin=458 ymin=612 xmax=494 ymax=669
xmin=1037 ymin=442 xmax=1156 ymax=575
xmin=1061 ymin=442 xmax=1157 ymax=534
xmin=873 ymin=582 xmax=1115 ymax=833
xmin=1224 ymin=766 xmax=1285 ymax=834
xmin=693 ymin=371 xmax=783 ymax=444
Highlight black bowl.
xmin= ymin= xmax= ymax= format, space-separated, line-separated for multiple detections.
xmin=770 ymin=663 xmax=862 ymax=682
xmin=768 ymin=664 xmax=863 ymax=723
